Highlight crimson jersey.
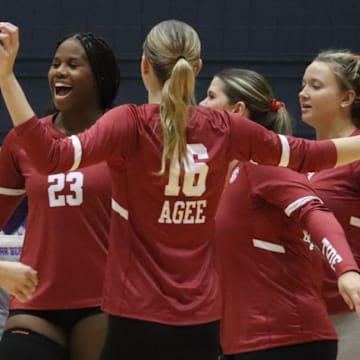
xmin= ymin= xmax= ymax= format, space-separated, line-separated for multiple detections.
xmin=216 ymin=163 xmax=358 ymax=354
xmin=0 ymin=116 xmax=111 ymax=309
xmin=309 ymin=128 xmax=360 ymax=314
xmin=15 ymin=104 xmax=338 ymax=325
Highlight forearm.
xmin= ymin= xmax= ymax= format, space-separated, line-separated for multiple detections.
xmin=301 ymin=205 xmax=359 ymax=276
xmin=0 ymin=73 xmax=34 ymax=126
xmin=332 ymin=136 xmax=360 ymax=166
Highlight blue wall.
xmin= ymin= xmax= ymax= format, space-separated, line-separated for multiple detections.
xmin=1 ymin=0 xmax=360 ymax=141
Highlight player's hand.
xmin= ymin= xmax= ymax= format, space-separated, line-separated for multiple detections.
xmin=0 ymin=22 xmax=19 ymax=79
xmin=0 ymin=261 xmax=38 ymax=302
xmin=338 ymin=270 xmax=360 ymax=319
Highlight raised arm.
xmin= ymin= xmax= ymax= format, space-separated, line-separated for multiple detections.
xmin=0 ymin=23 xmax=34 ymax=125
xmin=0 ymin=23 xmax=129 ymax=174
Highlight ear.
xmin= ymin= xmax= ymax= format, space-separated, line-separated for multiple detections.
xmin=341 ymin=89 xmax=356 ymax=108
xmin=141 ymin=55 xmax=150 ymax=74
xmin=194 ymin=59 xmax=203 ymax=77
xmin=232 ymin=101 xmax=248 ymax=116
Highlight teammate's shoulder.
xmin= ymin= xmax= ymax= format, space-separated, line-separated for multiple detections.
xmin=106 ymin=103 xmax=159 ymax=119
xmin=191 ymin=106 xmax=231 ymax=129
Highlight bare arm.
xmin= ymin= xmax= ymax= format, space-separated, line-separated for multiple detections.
xmin=0 ymin=73 xmax=34 ymax=125
xmin=0 ymin=23 xmax=34 ymax=125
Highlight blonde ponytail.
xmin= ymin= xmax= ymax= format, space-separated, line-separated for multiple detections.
xmin=143 ymin=20 xmax=201 ymax=174
xmin=159 ymin=57 xmax=196 ymax=173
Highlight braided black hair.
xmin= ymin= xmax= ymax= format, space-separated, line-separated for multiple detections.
xmin=55 ymin=32 xmax=120 ymax=110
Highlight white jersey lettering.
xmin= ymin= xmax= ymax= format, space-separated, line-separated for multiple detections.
xmin=48 ymin=172 xmax=84 ymax=207
xmin=165 ymin=144 xmax=209 ymax=196
xmin=322 ymin=238 xmax=343 ymax=270
xmin=158 ymin=200 xmax=207 ymax=224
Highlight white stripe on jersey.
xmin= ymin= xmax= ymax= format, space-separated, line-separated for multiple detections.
xmin=112 ymin=199 xmax=128 ymax=220
xmin=277 ymin=134 xmax=290 ymax=167
xmin=0 ymin=187 xmax=26 ymax=196
xmin=350 ymin=216 xmax=360 ymax=228
xmin=284 ymin=195 xmax=323 ymax=217
xmin=69 ymin=135 xmax=82 ymax=171
xmin=252 ymin=239 xmax=285 ymax=253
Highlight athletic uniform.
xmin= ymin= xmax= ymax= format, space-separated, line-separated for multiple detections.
xmin=14 ymin=104 xmax=339 ymax=359
xmin=216 ymin=163 xmax=358 ymax=359
xmin=0 ymin=115 xmax=111 ymax=313
xmin=308 ymin=128 xmax=360 ymax=360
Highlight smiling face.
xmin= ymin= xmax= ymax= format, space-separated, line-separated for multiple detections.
xmin=48 ymin=38 xmax=100 ymax=112
xmin=299 ymin=61 xmax=349 ymax=130
xmin=200 ymin=76 xmax=235 ymax=111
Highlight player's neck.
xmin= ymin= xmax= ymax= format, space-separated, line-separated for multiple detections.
xmin=315 ymin=121 xmax=357 ymax=140
xmin=53 ymin=108 xmax=104 ymax=135
xmin=147 ymin=90 xmax=162 ymax=104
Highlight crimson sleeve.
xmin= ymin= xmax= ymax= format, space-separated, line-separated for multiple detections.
xmin=15 ymin=105 xmax=134 ymax=174
xmin=227 ymin=112 xmax=337 ymax=172
xmin=0 ymin=131 xmax=26 ymax=228
xmin=294 ymin=201 xmax=359 ymax=277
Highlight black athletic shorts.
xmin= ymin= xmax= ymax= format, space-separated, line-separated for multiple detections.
xmin=9 ymin=307 xmax=103 ymax=332
xmin=100 ymin=315 xmax=220 ymax=360
xmin=222 ymin=340 xmax=337 ymax=360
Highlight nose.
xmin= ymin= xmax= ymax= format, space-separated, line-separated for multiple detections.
xmin=199 ymin=97 xmax=208 ymax=106
xmin=299 ymin=85 xmax=308 ymax=100
xmin=55 ymin=63 xmax=68 ymax=77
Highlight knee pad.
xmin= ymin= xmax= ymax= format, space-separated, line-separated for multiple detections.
xmin=0 ymin=327 xmax=68 ymax=360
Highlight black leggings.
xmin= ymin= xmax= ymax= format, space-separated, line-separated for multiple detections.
xmin=222 ymin=340 xmax=337 ymax=360
xmin=100 ymin=315 xmax=220 ymax=360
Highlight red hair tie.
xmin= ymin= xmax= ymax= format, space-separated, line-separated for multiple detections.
xmin=271 ymin=99 xmax=285 ymax=112
xmin=355 ymin=55 xmax=360 ymax=60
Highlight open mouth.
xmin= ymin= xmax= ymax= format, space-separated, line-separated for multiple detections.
xmin=54 ymin=82 xmax=73 ymax=97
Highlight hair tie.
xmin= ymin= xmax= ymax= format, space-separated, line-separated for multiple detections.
xmin=176 ymin=55 xmax=186 ymax=62
xmin=356 ymin=55 xmax=360 ymax=60
xmin=271 ymin=99 xmax=285 ymax=112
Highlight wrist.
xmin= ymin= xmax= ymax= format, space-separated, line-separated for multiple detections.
xmin=0 ymin=72 xmax=15 ymax=87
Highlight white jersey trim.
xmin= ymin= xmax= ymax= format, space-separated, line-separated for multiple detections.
xmin=350 ymin=216 xmax=360 ymax=228
xmin=252 ymin=239 xmax=286 ymax=253
xmin=284 ymin=195 xmax=322 ymax=217
xmin=277 ymin=134 xmax=290 ymax=167
xmin=112 ymin=199 xmax=128 ymax=220
xmin=69 ymin=135 xmax=82 ymax=171
xmin=0 ymin=187 xmax=26 ymax=196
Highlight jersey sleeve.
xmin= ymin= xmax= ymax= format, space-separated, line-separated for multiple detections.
xmin=227 ymin=113 xmax=337 ymax=172
xmin=249 ymin=165 xmax=320 ymax=210
xmin=351 ymin=160 xmax=360 ymax=184
xmin=248 ymin=165 xmax=358 ymax=277
xmin=0 ymin=131 xmax=26 ymax=228
xmin=296 ymin=202 xmax=359 ymax=277
xmin=15 ymin=105 xmax=135 ymax=174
